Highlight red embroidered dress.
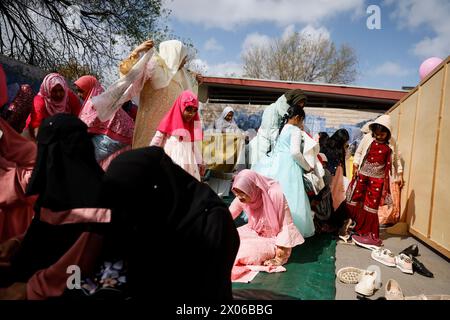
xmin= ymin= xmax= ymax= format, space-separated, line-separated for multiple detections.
xmin=346 ymin=141 xmax=392 ymax=238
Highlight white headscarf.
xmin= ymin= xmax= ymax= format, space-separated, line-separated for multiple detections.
xmin=214 ymin=106 xmax=240 ymax=132
xmin=92 ymin=40 xmax=196 ymax=121
xmin=151 ymin=40 xmax=191 ymax=90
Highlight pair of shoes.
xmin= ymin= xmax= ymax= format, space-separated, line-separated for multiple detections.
xmin=371 ymin=248 xmax=396 ymax=267
xmin=400 ymin=244 xmax=419 ymax=257
xmin=395 ymin=253 xmax=413 ymax=274
xmin=355 ymin=265 xmax=381 ymax=297
xmin=385 ymin=280 xmax=450 ymax=300
xmin=352 ymin=233 xmax=383 ymax=251
xmin=337 ymin=267 xmax=365 ymax=284
xmin=385 ymin=279 xmax=404 ymax=300
xmin=399 ymin=244 xmax=433 ymax=277
xmin=411 ymin=256 xmax=434 ymax=278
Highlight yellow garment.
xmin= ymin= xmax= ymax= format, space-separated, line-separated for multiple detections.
xmin=346 ymin=156 xmax=354 ymax=178
xmin=119 ymin=41 xmax=198 ymax=149
xmin=202 ymin=132 xmax=245 ymax=172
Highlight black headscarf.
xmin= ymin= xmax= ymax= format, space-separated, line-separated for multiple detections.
xmin=284 ymin=89 xmax=307 ymax=107
xmin=26 ymin=113 xmax=105 ymax=211
xmin=101 ymin=147 xmax=239 ymax=301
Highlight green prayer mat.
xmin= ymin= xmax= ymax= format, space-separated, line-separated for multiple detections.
xmin=222 ymin=194 xmax=336 ymax=300
xmin=232 ymin=233 xmax=337 ymax=300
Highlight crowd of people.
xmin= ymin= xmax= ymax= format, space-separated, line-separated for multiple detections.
xmin=0 ymin=38 xmax=403 ymax=300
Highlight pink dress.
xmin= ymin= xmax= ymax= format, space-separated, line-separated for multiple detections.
xmin=0 ymin=118 xmax=36 ymax=242
xmin=27 ymin=231 xmax=104 ymax=300
xmin=150 ymin=131 xmax=202 ymax=181
xmin=228 ymin=196 xmax=304 ymax=282
xmin=330 ymin=165 xmax=346 ymax=211
xmin=75 ymin=75 xmax=134 ymax=145
xmin=24 ymin=207 xmax=110 ymax=300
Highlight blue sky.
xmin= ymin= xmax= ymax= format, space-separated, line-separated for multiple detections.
xmin=163 ymin=0 xmax=450 ymax=90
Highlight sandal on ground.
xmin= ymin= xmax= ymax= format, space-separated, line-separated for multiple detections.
xmin=337 ymin=267 xmax=366 ymax=284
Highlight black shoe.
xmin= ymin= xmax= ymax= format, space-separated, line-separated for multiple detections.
xmin=411 ymin=256 xmax=434 ymax=278
xmin=400 ymin=244 xmax=419 ymax=257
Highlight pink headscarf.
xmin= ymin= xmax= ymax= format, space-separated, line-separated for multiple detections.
xmin=232 ymin=169 xmax=285 ymax=237
xmin=74 ymin=75 xmax=103 ymax=105
xmin=157 ymin=90 xmax=203 ymax=141
xmin=38 ymin=73 xmax=70 ymax=115
xmin=74 ymin=75 xmax=134 ymax=145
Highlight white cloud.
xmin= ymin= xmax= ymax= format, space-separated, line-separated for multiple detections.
xmin=242 ymin=33 xmax=272 ymax=52
xmin=191 ymin=58 xmax=243 ymax=77
xmin=208 ymin=62 xmax=243 ymax=76
xmin=204 ymin=38 xmax=223 ymax=52
xmin=165 ymin=0 xmax=364 ymax=30
xmin=387 ymin=0 xmax=450 ymax=58
xmin=413 ymin=37 xmax=450 ymax=59
xmin=300 ymin=25 xmax=331 ymax=41
xmin=372 ymin=61 xmax=415 ymax=77
xmin=241 ymin=25 xmax=331 ymax=55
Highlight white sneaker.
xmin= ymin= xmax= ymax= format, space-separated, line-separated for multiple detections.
xmin=355 ymin=265 xmax=381 ymax=296
xmin=395 ymin=253 xmax=413 ymax=274
xmin=371 ymin=248 xmax=396 ymax=267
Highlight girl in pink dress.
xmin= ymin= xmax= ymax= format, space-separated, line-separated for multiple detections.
xmin=27 ymin=73 xmax=81 ymax=140
xmin=229 ymin=170 xmax=304 ymax=281
xmin=74 ymin=75 xmax=134 ymax=165
xmin=150 ymin=90 xmax=204 ymax=180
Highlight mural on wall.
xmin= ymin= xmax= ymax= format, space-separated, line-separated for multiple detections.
xmin=304 ymin=107 xmax=382 ymax=144
xmin=200 ymin=102 xmax=263 ymax=133
xmin=234 ymin=111 xmax=263 ymax=131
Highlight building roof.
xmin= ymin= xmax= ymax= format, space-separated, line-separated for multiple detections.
xmin=201 ymin=76 xmax=407 ymax=101
xmin=199 ymin=76 xmax=408 ymax=111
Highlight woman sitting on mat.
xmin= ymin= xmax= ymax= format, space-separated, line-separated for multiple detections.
xmin=229 ymin=170 xmax=304 ymax=281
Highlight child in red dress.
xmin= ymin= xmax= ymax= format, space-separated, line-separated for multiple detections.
xmin=346 ymin=115 xmax=403 ymax=249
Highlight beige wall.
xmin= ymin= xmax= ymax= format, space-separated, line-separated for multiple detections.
xmin=387 ymin=56 xmax=450 ymax=258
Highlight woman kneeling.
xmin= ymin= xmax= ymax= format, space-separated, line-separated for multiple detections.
xmin=229 ymin=170 xmax=304 ymax=276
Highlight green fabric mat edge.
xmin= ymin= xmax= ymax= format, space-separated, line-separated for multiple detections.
xmin=232 ymin=233 xmax=337 ymax=300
